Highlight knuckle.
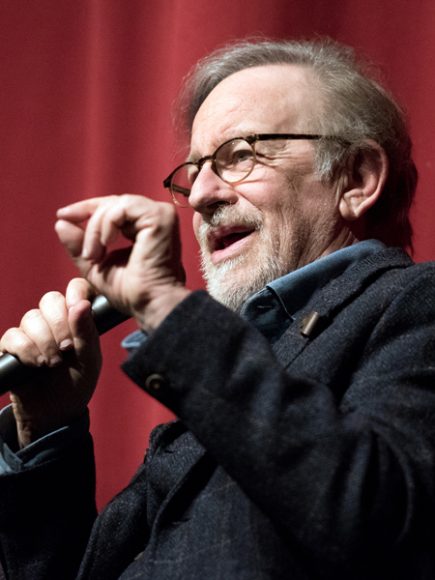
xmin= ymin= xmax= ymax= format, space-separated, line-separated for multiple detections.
xmin=39 ymin=290 xmax=63 ymax=307
xmin=159 ymin=201 xmax=177 ymax=222
xmin=119 ymin=193 xmax=136 ymax=203
xmin=162 ymin=200 xmax=176 ymax=213
xmin=118 ymin=193 xmax=141 ymax=214
xmin=70 ymin=276 xmax=86 ymax=285
xmin=0 ymin=327 xmax=19 ymax=345
xmin=1 ymin=327 xmax=31 ymax=352
xmin=102 ymin=194 xmax=122 ymax=209
xmin=21 ymin=309 xmax=41 ymax=324
xmin=69 ymin=277 xmax=91 ymax=293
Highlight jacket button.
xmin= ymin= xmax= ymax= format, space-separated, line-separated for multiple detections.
xmin=145 ymin=373 xmax=165 ymax=391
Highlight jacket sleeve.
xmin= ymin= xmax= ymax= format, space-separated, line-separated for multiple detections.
xmin=122 ymin=277 xmax=435 ymax=570
xmin=0 ymin=426 xmax=97 ymax=580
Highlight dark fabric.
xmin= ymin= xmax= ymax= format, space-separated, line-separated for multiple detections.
xmin=0 ymin=433 xmax=96 ymax=580
xmin=2 ymin=248 xmax=435 ymax=579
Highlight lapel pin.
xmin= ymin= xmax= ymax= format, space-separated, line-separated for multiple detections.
xmin=300 ymin=311 xmax=322 ymax=337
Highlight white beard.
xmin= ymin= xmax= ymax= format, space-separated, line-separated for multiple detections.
xmin=201 ymin=250 xmax=288 ymax=311
xmin=198 ymin=207 xmax=290 ymax=312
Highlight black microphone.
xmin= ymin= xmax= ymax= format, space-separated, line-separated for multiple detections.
xmin=0 ymin=295 xmax=131 ymax=394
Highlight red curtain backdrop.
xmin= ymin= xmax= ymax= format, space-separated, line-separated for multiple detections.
xmin=1 ymin=0 xmax=435 ymax=507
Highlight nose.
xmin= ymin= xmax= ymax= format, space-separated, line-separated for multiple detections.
xmin=188 ymin=162 xmax=238 ymax=214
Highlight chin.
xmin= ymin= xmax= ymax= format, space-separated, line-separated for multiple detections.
xmin=202 ymin=251 xmax=289 ymax=312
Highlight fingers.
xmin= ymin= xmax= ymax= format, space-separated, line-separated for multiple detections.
xmin=55 ymin=196 xmax=117 ymax=264
xmin=1 ymin=309 xmax=61 ymax=367
xmin=68 ymin=300 xmax=102 ymax=372
xmin=80 ymin=195 xmax=146 ymax=261
xmin=56 ymin=196 xmax=124 ymax=265
xmin=56 ymin=197 xmax=106 ymax=223
xmin=0 ymin=284 xmax=99 ymax=368
xmin=55 ymin=197 xmax=109 ymax=256
xmin=54 ymin=195 xmax=184 ymax=321
xmin=39 ymin=292 xmax=73 ymax=353
xmin=54 ymin=219 xmax=85 ymax=258
xmin=1 ymin=325 xmax=45 ymax=367
xmin=56 ymin=194 xmax=176 ymax=264
xmin=81 ymin=198 xmax=120 ymax=261
xmin=65 ymin=278 xmax=96 ymax=308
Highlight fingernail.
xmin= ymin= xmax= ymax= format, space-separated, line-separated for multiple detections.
xmin=82 ymin=247 xmax=90 ymax=259
xmin=36 ymin=355 xmax=47 ymax=366
xmin=48 ymin=355 xmax=62 ymax=367
xmin=59 ymin=339 xmax=73 ymax=351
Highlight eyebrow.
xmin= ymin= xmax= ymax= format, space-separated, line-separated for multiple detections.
xmin=187 ymin=129 xmax=258 ymax=163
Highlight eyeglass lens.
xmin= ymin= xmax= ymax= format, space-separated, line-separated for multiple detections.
xmin=170 ymin=138 xmax=256 ymax=206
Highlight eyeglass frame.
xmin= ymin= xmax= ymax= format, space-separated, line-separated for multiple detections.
xmin=163 ymin=133 xmax=347 ymax=206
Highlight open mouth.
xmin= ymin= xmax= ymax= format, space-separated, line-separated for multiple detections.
xmin=207 ymin=226 xmax=256 ymax=262
xmin=215 ymin=230 xmax=253 ymax=249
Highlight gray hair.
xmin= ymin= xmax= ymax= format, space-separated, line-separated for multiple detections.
xmin=177 ymin=38 xmax=417 ymax=249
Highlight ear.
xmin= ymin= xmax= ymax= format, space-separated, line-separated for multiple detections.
xmin=338 ymin=141 xmax=388 ymax=221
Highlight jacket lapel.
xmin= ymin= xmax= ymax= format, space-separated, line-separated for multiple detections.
xmin=271 ymin=248 xmax=412 ymax=368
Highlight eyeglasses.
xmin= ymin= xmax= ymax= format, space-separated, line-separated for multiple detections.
xmin=163 ymin=133 xmax=329 ymax=207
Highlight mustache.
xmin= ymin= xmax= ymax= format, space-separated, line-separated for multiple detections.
xmin=197 ymin=206 xmax=263 ymax=246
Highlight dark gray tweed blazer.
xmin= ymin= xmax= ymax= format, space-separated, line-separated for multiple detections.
xmin=1 ymin=248 xmax=435 ymax=579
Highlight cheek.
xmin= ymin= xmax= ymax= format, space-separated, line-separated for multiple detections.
xmin=192 ymin=212 xmax=202 ymax=242
xmin=235 ymin=185 xmax=287 ymax=218
xmin=260 ymin=186 xmax=317 ymax=249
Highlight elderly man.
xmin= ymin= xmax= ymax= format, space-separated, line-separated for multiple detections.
xmin=0 ymin=38 xmax=434 ymax=579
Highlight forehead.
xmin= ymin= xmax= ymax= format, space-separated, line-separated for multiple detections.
xmin=190 ymin=64 xmax=323 ymax=154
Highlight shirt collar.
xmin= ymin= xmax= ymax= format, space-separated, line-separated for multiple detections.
xmin=123 ymin=240 xmax=386 ymax=350
xmin=240 ymin=240 xmax=385 ymax=341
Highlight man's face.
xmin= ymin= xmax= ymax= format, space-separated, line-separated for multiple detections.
xmin=189 ymin=64 xmax=346 ymax=310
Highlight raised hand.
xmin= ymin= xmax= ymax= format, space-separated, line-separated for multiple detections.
xmin=55 ymin=194 xmax=190 ymax=332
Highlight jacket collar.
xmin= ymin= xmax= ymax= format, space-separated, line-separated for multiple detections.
xmin=271 ymin=247 xmax=413 ymax=367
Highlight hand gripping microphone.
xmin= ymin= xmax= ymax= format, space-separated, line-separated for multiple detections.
xmin=0 ymin=296 xmax=131 ymax=394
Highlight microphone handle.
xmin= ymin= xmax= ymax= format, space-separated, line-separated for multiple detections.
xmin=0 ymin=296 xmax=131 ymax=394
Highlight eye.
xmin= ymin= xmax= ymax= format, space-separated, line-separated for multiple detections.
xmin=217 ymin=140 xmax=254 ymax=169
xmin=231 ymin=148 xmax=254 ymax=165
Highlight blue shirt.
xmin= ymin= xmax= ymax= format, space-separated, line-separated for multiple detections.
xmin=0 ymin=240 xmax=384 ymax=473
xmin=243 ymin=239 xmax=384 ymax=341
